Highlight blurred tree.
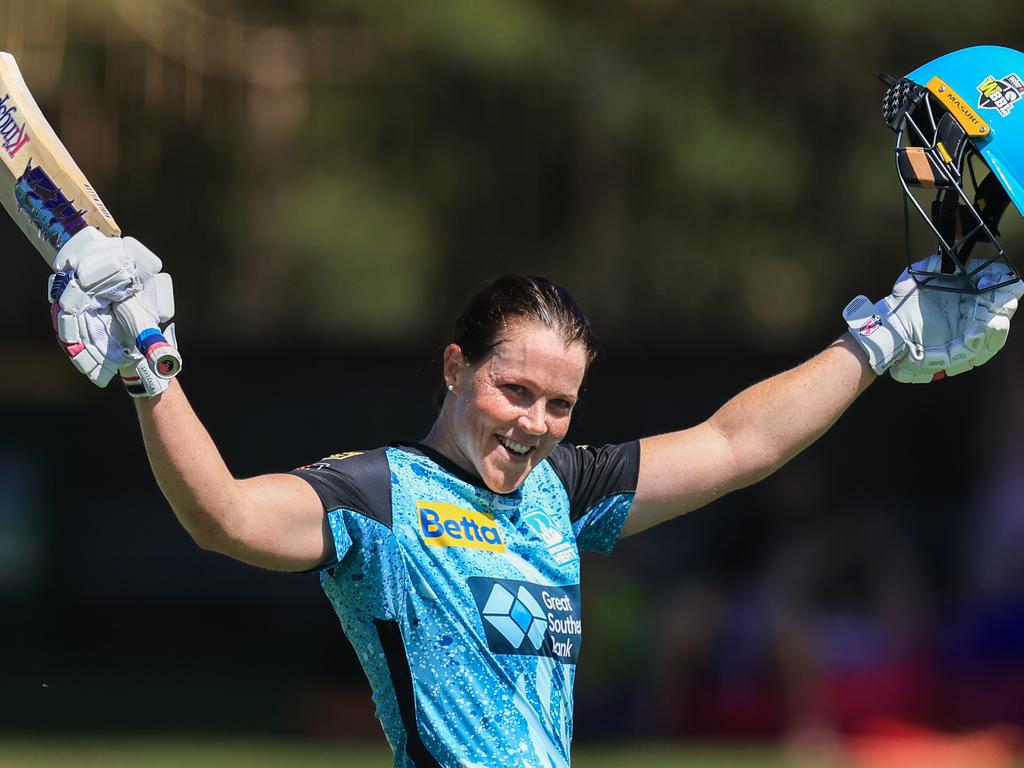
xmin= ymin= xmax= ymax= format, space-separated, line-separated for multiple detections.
xmin=1 ymin=0 xmax=1023 ymax=349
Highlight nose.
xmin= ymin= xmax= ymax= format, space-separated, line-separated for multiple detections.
xmin=517 ymin=401 xmax=547 ymax=436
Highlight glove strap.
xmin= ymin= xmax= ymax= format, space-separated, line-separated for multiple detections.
xmin=120 ymin=358 xmax=169 ymax=398
xmin=843 ymin=295 xmax=907 ymax=374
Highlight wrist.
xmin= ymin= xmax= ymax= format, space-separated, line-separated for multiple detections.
xmin=120 ymin=359 xmax=171 ymax=399
xmin=842 ymin=295 xmax=907 ymax=374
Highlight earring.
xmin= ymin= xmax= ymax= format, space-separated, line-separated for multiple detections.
xmin=447 ymin=384 xmax=454 ymax=391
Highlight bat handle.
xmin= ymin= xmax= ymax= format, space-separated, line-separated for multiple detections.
xmin=111 ymin=297 xmax=182 ymax=380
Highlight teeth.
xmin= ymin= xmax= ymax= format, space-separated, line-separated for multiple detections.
xmin=498 ymin=436 xmax=532 ymax=455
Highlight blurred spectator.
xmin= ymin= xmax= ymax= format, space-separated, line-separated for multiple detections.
xmin=637 ymin=458 xmax=935 ymax=743
xmin=943 ymin=357 xmax=1024 ymax=728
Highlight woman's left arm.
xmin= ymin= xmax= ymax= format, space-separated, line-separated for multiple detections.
xmin=622 ymin=335 xmax=874 ymax=537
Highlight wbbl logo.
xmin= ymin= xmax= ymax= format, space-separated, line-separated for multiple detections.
xmin=977 ymin=73 xmax=1023 ymax=117
xmin=468 ymin=577 xmax=581 ymax=664
xmin=0 ymin=93 xmax=30 ymax=158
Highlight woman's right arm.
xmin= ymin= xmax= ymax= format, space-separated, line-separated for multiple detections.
xmin=134 ymin=380 xmax=332 ymax=571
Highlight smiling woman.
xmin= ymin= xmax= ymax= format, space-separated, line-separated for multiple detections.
xmin=423 ymin=275 xmax=599 ymax=494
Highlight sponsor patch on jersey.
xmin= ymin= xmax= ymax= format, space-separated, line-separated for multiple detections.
xmin=468 ymin=577 xmax=581 ymax=663
xmin=521 ymin=508 xmax=579 ymax=566
xmin=417 ymin=501 xmax=506 ymax=552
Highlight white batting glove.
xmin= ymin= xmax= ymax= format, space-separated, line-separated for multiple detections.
xmin=47 ymin=228 xmax=179 ymax=397
xmin=55 ymin=227 xmax=137 ymax=301
xmin=108 ymin=243 xmax=177 ymax=398
xmin=891 ymin=261 xmax=1022 ymax=382
xmin=48 ymin=270 xmax=135 ymax=387
xmin=844 ymin=255 xmax=1024 ymax=382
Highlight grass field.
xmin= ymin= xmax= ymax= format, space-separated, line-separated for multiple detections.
xmin=0 ymin=738 xmax=788 ymax=768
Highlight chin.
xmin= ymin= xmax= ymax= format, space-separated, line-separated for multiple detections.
xmin=480 ymin=462 xmax=531 ymax=494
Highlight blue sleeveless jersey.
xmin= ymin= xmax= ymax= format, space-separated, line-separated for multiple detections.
xmin=292 ymin=441 xmax=639 ymax=768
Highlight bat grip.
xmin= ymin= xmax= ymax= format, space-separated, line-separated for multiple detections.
xmin=111 ymin=297 xmax=182 ymax=380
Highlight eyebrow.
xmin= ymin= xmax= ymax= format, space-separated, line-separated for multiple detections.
xmin=491 ymin=370 xmax=580 ymax=403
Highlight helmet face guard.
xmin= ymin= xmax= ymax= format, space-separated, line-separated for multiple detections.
xmin=882 ymin=46 xmax=1024 ymax=294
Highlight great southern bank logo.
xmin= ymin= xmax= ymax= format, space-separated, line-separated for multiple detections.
xmin=482 ymin=583 xmax=547 ymax=651
xmin=468 ymin=577 xmax=582 ymax=663
xmin=417 ymin=500 xmax=505 ymax=552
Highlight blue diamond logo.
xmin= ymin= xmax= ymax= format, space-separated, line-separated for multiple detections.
xmin=481 ymin=583 xmax=548 ymax=650
xmin=511 ymin=599 xmax=533 ymax=633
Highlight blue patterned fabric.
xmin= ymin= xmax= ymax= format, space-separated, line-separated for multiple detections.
xmin=297 ymin=443 xmax=637 ymax=767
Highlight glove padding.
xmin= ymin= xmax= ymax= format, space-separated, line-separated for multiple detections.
xmin=844 ymin=255 xmax=1024 ymax=383
xmin=55 ymin=227 xmax=137 ymax=300
xmin=48 ymin=228 xmax=177 ymax=397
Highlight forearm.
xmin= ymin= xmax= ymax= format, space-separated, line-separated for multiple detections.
xmin=133 ymin=380 xmax=247 ymax=549
xmin=709 ymin=334 xmax=875 ymax=488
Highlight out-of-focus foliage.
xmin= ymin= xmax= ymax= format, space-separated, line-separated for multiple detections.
xmin=2 ymin=0 xmax=1024 ymax=347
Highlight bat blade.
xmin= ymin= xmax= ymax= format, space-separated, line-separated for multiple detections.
xmin=0 ymin=52 xmax=182 ymax=382
xmin=0 ymin=51 xmax=119 ymax=270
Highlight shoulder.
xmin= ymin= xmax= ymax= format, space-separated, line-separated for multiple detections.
xmin=544 ymin=441 xmax=641 ymax=522
xmin=290 ymin=447 xmax=393 ymax=528
xmin=545 ymin=441 xmax=641 ymax=486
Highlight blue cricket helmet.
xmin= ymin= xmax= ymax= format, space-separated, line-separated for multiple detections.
xmin=882 ymin=45 xmax=1024 ymax=292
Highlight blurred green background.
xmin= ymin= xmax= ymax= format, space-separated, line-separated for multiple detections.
xmin=5 ymin=1 xmax=1024 ymax=767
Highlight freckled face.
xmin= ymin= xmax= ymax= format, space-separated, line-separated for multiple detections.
xmin=445 ymin=324 xmax=588 ymax=494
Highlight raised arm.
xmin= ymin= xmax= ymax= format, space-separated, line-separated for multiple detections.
xmin=134 ymin=381 xmax=331 ymax=571
xmin=40 ymin=231 xmax=331 ymax=571
xmin=624 ymin=256 xmax=1024 ymax=537
xmin=624 ymin=335 xmax=872 ymax=536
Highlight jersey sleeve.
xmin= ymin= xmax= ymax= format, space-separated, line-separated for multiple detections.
xmin=546 ymin=441 xmax=640 ymax=555
xmin=289 ymin=449 xmax=393 ymax=568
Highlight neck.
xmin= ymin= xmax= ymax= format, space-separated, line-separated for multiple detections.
xmin=421 ymin=403 xmax=476 ymax=479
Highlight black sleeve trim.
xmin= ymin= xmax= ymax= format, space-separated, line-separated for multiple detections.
xmin=375 ymin=619 xmax=443 ymax=768
xmin=289 ymin=447 xmax=393 ymax=529
xmin=546 ymin=441 xmax=641 ymax=523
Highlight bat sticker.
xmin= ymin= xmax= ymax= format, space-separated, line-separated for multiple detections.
xmin=14 ymin=161 xmax=88 ymax=249
xmin=0 ymin=93 xmax=30 ymax=158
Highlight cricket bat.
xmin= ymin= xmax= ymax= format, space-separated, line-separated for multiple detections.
xmin=0 ymin=51 xmax=181 ymax=379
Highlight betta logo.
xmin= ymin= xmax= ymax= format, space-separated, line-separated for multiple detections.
xmin=0 ymin=93 xmax=30 ymax=158
xmin=977 ymin=74 xmax=1023 ymax=117
xmin=859 ymin=315 xmax=882 ymax=336
xmin=418 ymin=501 xmax=506 ymax=552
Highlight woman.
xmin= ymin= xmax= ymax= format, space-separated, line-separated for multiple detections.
xmin=49 ymin=235 xmax=1021 ymax=766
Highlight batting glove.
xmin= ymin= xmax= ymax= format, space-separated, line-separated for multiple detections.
xmin=47 ymin=228 xmax=179 ymax=397
xmin=844 ymin=255 xmax=1024 ymax=382
xmin=48 ymin=269 xmax=135 ymax=387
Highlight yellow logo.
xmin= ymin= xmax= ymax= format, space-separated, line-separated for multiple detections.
xmin=926 ymin=76 xmax=990 ymax=137
xmin=326 ymin=451 xmax=363 ymax=461
xmin=417 ymin=501 xmax=506 ymax=552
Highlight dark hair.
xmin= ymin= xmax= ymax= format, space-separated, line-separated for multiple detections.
xmin=438 ymin=275 xmax=600 ymax=406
